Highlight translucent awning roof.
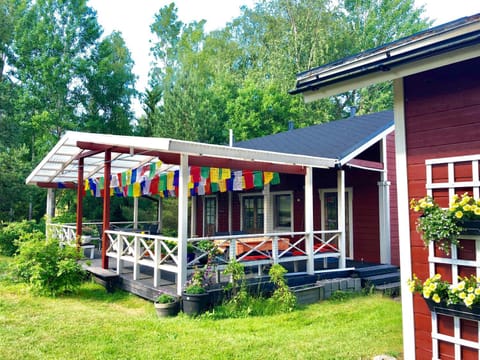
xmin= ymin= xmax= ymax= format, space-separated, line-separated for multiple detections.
xmin=26 ymin=131 xmax=338 ymax=186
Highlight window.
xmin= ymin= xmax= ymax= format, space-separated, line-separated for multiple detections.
xmin=274 ymin=193 xmax=292 ymax=230
xmin=242 ymin=195 xmax=263 ymax=233
xmin=204 ymin=196 xmax=217 ymax=236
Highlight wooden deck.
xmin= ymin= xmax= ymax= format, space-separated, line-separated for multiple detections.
xmin=80 ymin=249 xmax=362 ymax=302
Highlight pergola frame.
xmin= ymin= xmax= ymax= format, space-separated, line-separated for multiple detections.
xmin=27 ymin=132 xmax=348 ymax=294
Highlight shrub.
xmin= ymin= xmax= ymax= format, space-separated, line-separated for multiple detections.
xmin=0 ymin=220 xmax=42 ymax=256
xmin=268 ymin=264 xmax=297 ymax=312
xmin=10 ymin=233 xmax=85 ymax=296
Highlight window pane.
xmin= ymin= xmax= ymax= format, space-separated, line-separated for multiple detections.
xmin=275 ymin=194 xmax=291 ymax=228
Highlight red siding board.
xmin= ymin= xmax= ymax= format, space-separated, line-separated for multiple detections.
xmin=406 ymin=57 xmax=480 ymax=357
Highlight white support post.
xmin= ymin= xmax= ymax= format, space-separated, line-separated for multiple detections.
xmin=337 ymin=169 xmax=346 ymax=269
xmin=46 ymin=188 xmax=55 ymax=237
xmin=394 ymin=78 xmax=415 ymax=360
xmin=305 ymin=166 xmax=314 ymax=274
xmin=263 ymin=184 xmax=272 ymax=233
xmin=177 ymin=154 xmax=189 ymax=296
xmin=379 ymin=137 xmax=391 ymax=264
xmin=133 ymin=197 xmax=139 ymax=230
xmin=133 ymin=235 xmax=139 ymax=280
xmin=191 ymin=196 xmax=197 ymax=237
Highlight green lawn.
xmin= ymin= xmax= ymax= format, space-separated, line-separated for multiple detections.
xmin=0 ymin=256 xmax=402 ymax=359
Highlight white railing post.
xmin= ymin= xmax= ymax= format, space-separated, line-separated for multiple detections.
xmin=133 ymin=235 xmax=139 ymax=280
xmin=154 ymin=238 xmax=160 ymax=287
xmin=272 ymin=236 xmax=279 ymax=264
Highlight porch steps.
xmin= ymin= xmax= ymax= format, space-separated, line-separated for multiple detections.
xmin=353 ymin=264 xmax=401 ymax=295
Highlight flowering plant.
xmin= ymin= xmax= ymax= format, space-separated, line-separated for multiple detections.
xmin=408 ymin=273 xmax=480 ymax=308
xmin=449 ymin=193 xmax=480 ymax=220
xmin=184 ymin=241 xmax=218 ymax=294
xmin=410 ymin=196 xmax=461 ymax=254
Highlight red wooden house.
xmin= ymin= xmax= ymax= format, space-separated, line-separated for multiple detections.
xmin=194 ymin=110 xmax=399 ymax=267
xmin=290 ymin=13 xmax=480 ymax=360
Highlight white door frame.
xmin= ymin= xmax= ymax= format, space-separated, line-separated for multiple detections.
xmin=319 ymin=187 xmax=354 ymax=259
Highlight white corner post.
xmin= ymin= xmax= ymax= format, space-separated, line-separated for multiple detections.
xmin=337 ymin=169 xmax=346 ymax=269
xmin=305 ymin=166 xmax=314 ymax=274
xmin=394 ymin=78 xmax=415 ymax=359
xmin=378 ymin=137 xmax=391 ymax=264
xmin=177 ymin=153 xmax=189 ymax=295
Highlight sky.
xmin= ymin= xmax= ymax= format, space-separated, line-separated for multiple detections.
xmin=87 ymin=0 xmax=480 ymax=115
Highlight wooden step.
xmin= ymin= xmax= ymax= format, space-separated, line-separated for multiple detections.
xmin=362 ymin=272 xmax=400 ymax=287
xmin=353 ymin=264 xmax=399 ymax=278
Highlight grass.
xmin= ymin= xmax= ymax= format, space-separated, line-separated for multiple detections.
xmin=0 ymin=256 xmax=402 ymax=359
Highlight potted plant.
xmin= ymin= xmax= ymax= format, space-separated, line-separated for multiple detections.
xmin=408 ymin=273 xmax=480 ymax=321
xmin=182 ymin=242 xmax=218 ymax=316
xmin=154 ymin=293 xmax=180 ymax=318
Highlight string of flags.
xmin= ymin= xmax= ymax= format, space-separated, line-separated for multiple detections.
xmin=82 ymin=161 xmax=280 ymax=198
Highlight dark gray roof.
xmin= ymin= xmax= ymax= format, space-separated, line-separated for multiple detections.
xmin=234 ymin=110 xmax=393 ymax=163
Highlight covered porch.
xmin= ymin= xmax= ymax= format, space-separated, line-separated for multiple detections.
xmin=27 ymin=131 xmax=352 ymax=296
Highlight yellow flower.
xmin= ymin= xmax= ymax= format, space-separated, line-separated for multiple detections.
xmin=468 ymin=287 xmax=475 ymax=293
xmin=465 ymin=298 xmax=473 ymax=307
xmin=414 ymin=205 xmax=420 ymax=212
xmin=432 ymin=293 xmax=441 ymax=303
xmin=455 ymin=211 xmax=464 ymax=219
xmin=464 ymin=204 xmax=472 ymax=212
xmin=459 ymin=292 xmax=467 ymax=299
xmin=458 ymin=282 xmax=465 ymax=291
xmin=423 ymin=289 xmax=431 ymax=298
xmin=475 ymin=288 xmax=480 ymax=296
xmin=475 ymin=207 xmax=480 ymax=216
xmin=467 ymin=293 xmax=475 ymax=302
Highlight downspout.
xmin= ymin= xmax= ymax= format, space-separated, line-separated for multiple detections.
xmin=378 ymin=137 xmax=391 ymax=264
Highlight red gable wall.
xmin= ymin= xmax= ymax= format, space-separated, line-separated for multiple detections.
xmin=405 ymin=57 xmax=480 ymax=359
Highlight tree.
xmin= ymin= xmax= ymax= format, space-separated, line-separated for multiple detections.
xmin=145 ymin=0 xmax=430 ymax=143
xmin=81 ymin=31 xmax=137 ymax=135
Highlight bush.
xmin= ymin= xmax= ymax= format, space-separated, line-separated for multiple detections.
xmin=10 ymin=233 xmax=85 ymax=296
xmin=0 ymin=220 xmax=42 ymax=256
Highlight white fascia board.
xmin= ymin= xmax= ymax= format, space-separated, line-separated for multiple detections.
xmin=302 ymin=43 xmax=480 ymax=102
xmin=167 ymin=139 xmax=337 ymax=169
xmin=297 ymin=21 xmax=480 ymax=85
xmin=338 ymin=124 xmax=395 ymax=166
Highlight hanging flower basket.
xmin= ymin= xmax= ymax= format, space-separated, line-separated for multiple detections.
xmin=424 ymin=298 xmax=480 ymax=322
xmin=410 ymin=193 xmax=480 ymax=254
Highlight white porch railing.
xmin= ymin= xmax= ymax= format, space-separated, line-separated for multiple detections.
xmin=47 ymin=223 xmax=344 ymax=290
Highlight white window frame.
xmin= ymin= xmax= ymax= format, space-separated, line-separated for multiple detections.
xmin=272 ymin=191 xmax=294 ymax=232
xmin=319 ymin=187 xmax=354 ymax=259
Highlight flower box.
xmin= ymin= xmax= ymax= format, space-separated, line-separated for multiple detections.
xmin=424 ymin=298 xmax=480 ymax=322
xmin=460 ymin=219 xmax=480 ymax=236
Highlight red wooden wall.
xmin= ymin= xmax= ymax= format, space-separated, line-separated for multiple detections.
xmin=404 ymin=56 xmax=480 ymax=359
